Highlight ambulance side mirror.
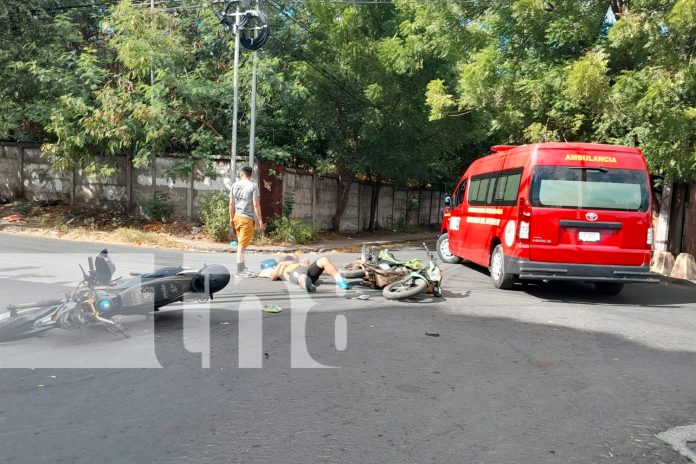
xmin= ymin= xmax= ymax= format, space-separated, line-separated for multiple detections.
xmin=444 ymin=195 xmax=452 ymax=207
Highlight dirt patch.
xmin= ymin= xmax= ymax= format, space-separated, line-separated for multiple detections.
xmin=0 ymin=201 xmax=436 ymax=251
xmin=0 ymin=202 xmax=203 ymax=250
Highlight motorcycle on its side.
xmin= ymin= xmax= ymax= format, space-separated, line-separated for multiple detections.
xmin=382 ymin=244 xmax=443 ymax=300
xmin=0 ymin=250 xmax=230 ymax=342
xmin=341 ymin=244 xmax=443 ymax=300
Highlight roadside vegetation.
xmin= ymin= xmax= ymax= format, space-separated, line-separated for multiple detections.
xmin=1 ymin=0 xmax=695 ymax=228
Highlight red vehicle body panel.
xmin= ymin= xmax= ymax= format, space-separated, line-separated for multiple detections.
xmin=441 ymin=143 xmax=653 ymax=280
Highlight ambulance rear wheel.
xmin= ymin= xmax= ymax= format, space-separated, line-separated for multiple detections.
xmin=437 ymin=233 xmax=462 ymax=264
xmin=490 ymin=244 xmax=516 ymax=290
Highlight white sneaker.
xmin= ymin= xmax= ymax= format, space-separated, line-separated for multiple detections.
xmin=236 ymin=269 xmax=257 ymax=279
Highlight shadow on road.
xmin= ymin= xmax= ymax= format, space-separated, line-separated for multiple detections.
xmin=452 ymin=261 xmax=696 ymax=308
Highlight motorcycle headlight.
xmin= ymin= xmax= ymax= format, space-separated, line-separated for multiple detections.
xmin=98 ymin=299 xmax=113 ymax=313
xmin=431 ymin=268 xmax=442 ymax=280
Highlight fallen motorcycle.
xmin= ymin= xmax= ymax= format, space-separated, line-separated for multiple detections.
xmin=341 ymin=244 xmax=443 ymax=300
xmin=0 ymin=250 xmax=230 ymax=342
xmin=382 ymin=244 xmax=443 ymax=300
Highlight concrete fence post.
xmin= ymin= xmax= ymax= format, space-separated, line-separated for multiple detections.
xmin=417 ymin=189 xmax=422 ymax=225
xmin=312 ymin=172 xmax=317 ymax=227
xmin=186 ymin=162 xmax=194 ymax=219
xmin=18 ymin=144 xmax=25 ymax=200
xmin=391 ymin=187 xmax=396 ymax=229
xmin=126 ymin=155 xmax=133 ymax=214
xmin=357 ymin=182 xmax=361 ymax=232
xmin=70 ymin=168 xmax=76 ymax=206
xmin=428 ymin=190 xmax=433 ymax=225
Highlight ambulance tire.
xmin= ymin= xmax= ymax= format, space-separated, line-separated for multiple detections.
xmin=490 ymin=244 xmax=516 ymax=290
xmin=436 ymin=233 xmax=462 ymax=264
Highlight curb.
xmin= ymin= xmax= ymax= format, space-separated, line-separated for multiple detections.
xmin=175 ymin=234 xmax=437 ymax=254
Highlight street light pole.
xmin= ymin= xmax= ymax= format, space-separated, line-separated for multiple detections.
xmin=248 ymin=0 xmax=259 ymax=171
xmin=150 ymin=0 xmax=156 ymax=199
xmin=230 ymin=1 xmax=241 ymax=181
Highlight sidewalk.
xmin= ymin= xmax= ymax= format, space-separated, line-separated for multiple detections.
xmin=175 ymin=232 xmax=438 ymax=254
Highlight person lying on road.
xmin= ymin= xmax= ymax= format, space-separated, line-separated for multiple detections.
xmin=258 ymin=255 xmax=351 ymax=292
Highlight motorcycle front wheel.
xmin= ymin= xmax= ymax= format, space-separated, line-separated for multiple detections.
xmin=383 ymin=277 xmax=428 ymax=300
xmin=0 ymin=306 xmax=56 ymax=342
xmin=341 ymin=262 xmax=366 ymax=279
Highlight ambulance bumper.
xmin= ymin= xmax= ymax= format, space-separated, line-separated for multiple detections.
xmin=503 ymin=257 xmax=661 ymax=284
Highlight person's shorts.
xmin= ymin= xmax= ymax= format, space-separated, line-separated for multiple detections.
xmin=233 ymin=215 xmax=255 ymax=247
xmin=288 ymin=262 xmax=324 ymax=284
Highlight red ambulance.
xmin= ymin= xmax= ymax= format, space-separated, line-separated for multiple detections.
xmin=437 ymin=142 xmax=659 ymax=295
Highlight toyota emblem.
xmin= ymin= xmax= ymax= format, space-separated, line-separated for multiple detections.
xmin=586 ymin=212 xmax=598 ymax=222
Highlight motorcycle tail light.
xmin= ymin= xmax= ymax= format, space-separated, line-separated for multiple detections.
xmin=518 ymin=197 xmax=531 ymax=241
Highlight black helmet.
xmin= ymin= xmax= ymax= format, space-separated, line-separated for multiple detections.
xmin=191 ymin=265 xmax=230 ymax=298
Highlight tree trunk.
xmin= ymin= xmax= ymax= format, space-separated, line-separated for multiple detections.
xmin=368 ymin=176 xmax=382 ymax=231
xmin=331 ymin=170 xmax=352 ymax=231
xmin=655 ymin=182 xmax=672 ymax=252
xmin=611 ymin=0 xmax=629 ymax=19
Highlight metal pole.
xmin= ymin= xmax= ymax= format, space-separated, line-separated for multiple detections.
xmin=231 ymin=2 xmax=241 ymax=180
xmin=249 ymin=0 xmax=259 ymax=169
xmin=249 ymin=52 xmax=258 ymax=169
xmin=150 ymin=0 xmax=156 ymax=198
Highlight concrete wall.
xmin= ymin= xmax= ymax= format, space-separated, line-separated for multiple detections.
xmin=282 ymin=168 xmax=444 ymax=233
xmin=0 ymin=145 xmax=22 ymax=200
xmin=0 ymin=142 xmax=445 ymax=232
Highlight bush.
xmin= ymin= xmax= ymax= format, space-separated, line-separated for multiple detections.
xmin=143 ymin=192 xmax=174 ymax=222
xmin=270 ymin=217 xmax=319 ymax=244
xmin=199 ymin=191 xmax=230 ymax=242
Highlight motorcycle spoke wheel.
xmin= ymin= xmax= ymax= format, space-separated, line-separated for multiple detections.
xmin=341 ymin=262 xmax=366 ymax=279
xmin=383 ymin=278 xmax=428 ymax=300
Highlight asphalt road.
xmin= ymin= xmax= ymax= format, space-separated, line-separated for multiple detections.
xmin=1 ymin=232 xmax=695 ymax=463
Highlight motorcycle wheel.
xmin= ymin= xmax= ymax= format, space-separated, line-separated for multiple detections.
xmin=0 ymin=306 xmax=56 ymax=342
xmin=341 ymin=262 xmax=366 ymax=279
xmin=383 ymin=277 xmax=428 ymax=300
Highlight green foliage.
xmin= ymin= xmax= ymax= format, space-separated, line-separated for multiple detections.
xmin=2 ymin=0 xmax=696 ymax=196
xmin=270 ymin=217 xmax=319 ymax=244
xmin=199 ymin=191 xmax=230 ymax=242
xmin=142 ymin=192 xmax=173 ymax=222
xmin=282 ymin=190 xmax=295 ymax=218
xmin=14 ymin=201 xmax=35 ymax=216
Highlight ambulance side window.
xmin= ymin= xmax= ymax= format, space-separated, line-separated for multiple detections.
xmin=453 ymin=180 xmax=467 ymax=206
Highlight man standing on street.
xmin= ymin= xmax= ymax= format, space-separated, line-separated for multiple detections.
xmin=229 ymin=165 xmax=264 ymax=278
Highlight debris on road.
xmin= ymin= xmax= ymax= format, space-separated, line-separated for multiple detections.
xmin=261 ymin=305 xmax=283 ymax=313
xmin=425 ymin=332 xmax=440 ymax=337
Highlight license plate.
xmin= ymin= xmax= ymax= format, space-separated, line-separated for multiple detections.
xmin=579 ymin=231 xmax=600 ymax=242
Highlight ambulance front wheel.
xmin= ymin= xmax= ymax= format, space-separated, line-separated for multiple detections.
xmin=490 ymin=244 xmax=516 ymax=289
xmin=437 ymin=233 xmax=462 ymax=264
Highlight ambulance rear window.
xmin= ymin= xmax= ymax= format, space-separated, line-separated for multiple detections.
xmin=530 ymin=166 xmax=649 ymax=211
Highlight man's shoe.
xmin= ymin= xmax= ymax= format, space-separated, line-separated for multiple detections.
xmin=335 ymin=276 xmax=350 ymax=290
xmin=300 ymin=276 xmax=316 ymax=292
xmin=236 ymin=269 xmax=257 ymax=279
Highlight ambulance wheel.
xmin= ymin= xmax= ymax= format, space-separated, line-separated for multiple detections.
xmin=437 ymin=233 xmax=462 ymax=264
xmin=594 ymin=282 xmax=624 ymax=296
xmin=490 ymin=244 xmax=516 ymax=290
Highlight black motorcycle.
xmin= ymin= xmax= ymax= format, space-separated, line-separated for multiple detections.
xmin=0 ymin=250 xmax=230 ymax=342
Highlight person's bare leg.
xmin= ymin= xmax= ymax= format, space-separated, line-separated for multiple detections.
xmin=297 ymin=274 xmax=316 ymax=292
xmin=315 ymin=256 xmax=338 ymax=277
xmin=316 ymin=257 xmax=350 ymax=289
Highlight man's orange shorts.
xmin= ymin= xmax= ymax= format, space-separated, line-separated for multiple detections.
xmin=233 ymin=215 xmax=255 ymax=247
